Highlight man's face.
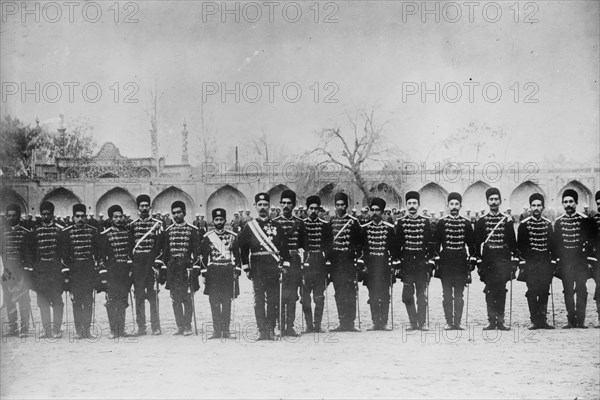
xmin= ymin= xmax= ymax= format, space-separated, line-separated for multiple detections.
xmin=213 ymin=216 xmax=225 ymax=230
xmin=370 ymin=205 xmax=382 ymax=222
xmin=6 ymin=211 xmax=20 ymax=226
xmin=172 ymin=207 xmax=185 ymax=223
xmin=530 ymin=200 xmax=544 ymax=218
xmin=596 ymin=198 xmax=600 ymax=213
xmin=448 ymin=200 xmax=461 ymax=215
xmin=280 ymin=198 xmax=294 ymax=217
xmin=245 ymin=211 xmax=250 ymax=216
xmin=308 ymin=203 xmax=320 ymax=219
xmin=257 ymin=200 xmax=270 ymax=218
xmin=562 ymin=197 xmax=577 ymax=214
xmin=41 ymin=210 xmax=54 ymax=224
xmin=138 ymin=201 xmax=150 ymax=217
xmin=334 ymin=200 xmax=347 ymax=216
xmin=487 ymin=195 xmax=501 ymax=211
xmin=407 ymin=199 xmax=419 ymax=215
xmin=73 ymin=211 xmax=86 ymax=226
xmin=112 ymin=211 xmax=125 ymax=227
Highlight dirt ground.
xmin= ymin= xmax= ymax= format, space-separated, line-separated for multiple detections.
xmin=1 ymin=276 xmax=599 ymax=399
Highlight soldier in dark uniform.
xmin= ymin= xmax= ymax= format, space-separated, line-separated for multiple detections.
xmin=1 ymin=204 xmax=33 ymax=337
xmin=238 ymin=193 xmax=290 ymax=340
xmin=60 ymin=203 xmax=99 ymax=339
xmin=395 ymin=191 xmax=433 ymax=331
xmin=163 ymin=201 xmax=202 ymax=336
xmin=359 ymin=197 xmax=397 ymax=330
xmin=329 ymin=192 xmax=361 ymax=332
xmin=302 ymin=195 xmax=333 ymax=333
xmin=200 ymin=208 xmax=240 ymax=339
xmin=433 ymin=192 xmax=476 ymax=330
xmin=99 ymin=205 xmax=133 ymax=338
xmin=517 ymin=193 xmax=555 ymax=330
xmin=32 ymin=201 xmax=65 ymax=338
xmin=474 ymin=188 xmax=518 ymax=331
xmin=592 ymin=191 xmax=600 ymax=328
xmin=273 ymin=190 xmax=306 ymax=336
xmin=553 ymin=189 xmax=596 ymax=328
xmin=130 ymin=194 xmax=163 ymax=336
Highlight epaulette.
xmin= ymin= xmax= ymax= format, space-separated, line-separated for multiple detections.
xmin=361 ymin=221 xmax=373 ymax=228
xmin=541 ymin=217 xmax=551 ymax=223
xmin=347 ymin=214 xmax=359 ymax=221
xmin=62 ymin=225 xmax=74 ymax=232
xmin=556 ymin=214 xmax=565 ymax=220
xmin=205 ymin=229 xmax=216 ymax=237
xmin=439 ymin=215 xmax=450 ymax=220
xmin=101 ymin=227 xmax=112 ymax=235
xmin=272 ymin=216 xmax=282 ymax=221
xmin=460 ymin=215 xmax=471 ymax=222
xmin=293 ymin=216 xmax=304 ymax=221
xmin=55 ymin=222 xmax=65 ymax=229
xmin=86 ymin=224 xmax=98 ymax=231
xmin=131 ymin=218 xmax=140 ymax=224
xmin=165 ymin=223 xmax=175 ymax=231
xmin=225 ymin=229 xmax=238 ymax=236
xmin=187 ymin=223 xmax=198 ymax=230
xmin=18 ymin=225 xmax=31 ymax=232
xmin=501 ymin=212 xmax=511 ymax=219
xmin=383 ymin=221 xmax=394 ymax=228
xmin=152 ymin=218 xmax=162 ymax=223
xmin=521 ymin=216 xmax=532 ymax=223
xmin=578 ymin=212 xmax=588 ymax=218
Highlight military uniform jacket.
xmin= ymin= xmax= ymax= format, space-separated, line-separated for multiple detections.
xmin=474 ymin=212 xmax=517 ymax=259
xmin=129 ymin=216 xmax=163 ymax=262
xmin=360 ymin=220 xmax=397 ymax=261
xmin=60 ymin=223 xmax=99 ymax=268
xmin=302 ymin=216 xmax=333 ymax=258
xmin=238 ymin=217 xmax=290 ymax=272
xmin=395 ymin=214 xmax=433 ymax=260
xmin=1 ymin=224 xmax=33 ymax=275
xmin=593 ymin=212 xmax=600 ymax=263
xmin=99 ymin=225 xmax=132 ymax=266
xmin=329 ymin=213 xmax=361 ymax=260
xmin=273 ymin=215 xmax=306 ymax=263
xmin=433 ymin=214 xmax=475 ymax=260
xmin=553 ymin=212 xmax=595 ymax=263
xmin=517 ymin=216 xmax=555 ymax=263
xmin=162 ymin=222 xmax=202 ymax=266
xmin=200 ymin=229 xmax=240 ymax=297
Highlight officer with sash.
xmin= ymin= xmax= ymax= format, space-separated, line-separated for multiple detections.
xmin=130 ymin=194 xmax=164 ymax=335
xmin=239 ymin=193 xmax=291 ymax=341
xmin=200 ymin=208 xmax=240 ymax=339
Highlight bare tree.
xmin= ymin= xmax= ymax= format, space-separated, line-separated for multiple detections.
xmin=310 ymin=107 xmax=395 ymax=203
xmin=143 ymin=80 xmax=163 ymax=173
xmin=439 ymin=121 xmax=507 ymax=164
xmin=252 ymin=129 xmax=270 ymax=163
xmin=198 ymin=102 xmax=217 ymax=165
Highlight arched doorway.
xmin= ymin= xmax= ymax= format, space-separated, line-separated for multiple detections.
xmin=206 ymin=185 xmax=248 ymax=220
xmin=152 ymin=186 xmax=196 ymax=217
xmin=42 ymin=187 xmax=82 ymax=217
xmin=0 ymin=187 xmax=28 ymax=216
xmin=510 ymin=181 xmax=545 ymax=212
xmin=418 ymin=183 xmax=448 ymax=215
xmin=96 ymin=187 xmax=137 ymax=217
xmin=462 ymin=181 xmax=490 ymax=214
xmin=267 ymin=184 xmax=291 ymax=206
xmin=363 ymin=183 xmax=402 ymax=209
xmin=557 ymin=180 xmax=593 ymax=208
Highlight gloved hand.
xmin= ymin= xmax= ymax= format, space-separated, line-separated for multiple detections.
xmin=1 ymin=269 xmax=12 ymax=281
xmin=468 ymin=257 xmax=478 ymax=272
xmin=234 ymin=265 xmax=242 ymax=277
xmin=157 ymin=268 xmax=167 ymax=285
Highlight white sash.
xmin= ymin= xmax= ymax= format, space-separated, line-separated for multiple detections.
xmin=133 ymin=221 xmax=161 ymax=254
xmin=207 ymin=231 xmax=230 ymax=261
xmin=334 ymin=217 xmax=353 ymax=242
xmin=248 ymin=220 xmax=280 ymax=262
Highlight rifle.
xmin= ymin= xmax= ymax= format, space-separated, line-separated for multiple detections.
xmin=129 ymin=290 xmax=135 ymax=333
xmin=188 ymin=269 xmax=198 ymax=336
xmin=389 ymin=269 xmax=394 ymax=331
xmin=154 ymin=268 xmax=161 ymax=331
xmin=355 ymin=269 xmax=361 ymax=330
xmin=279 ymin=264 xmax=284 ymax=338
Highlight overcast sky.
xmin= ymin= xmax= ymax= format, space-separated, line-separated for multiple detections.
xmin=2 ymin=1 xmax=598 ymax=166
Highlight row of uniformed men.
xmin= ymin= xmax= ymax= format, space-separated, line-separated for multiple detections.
xmin=1 ymin=187 xmax=599 ymax=340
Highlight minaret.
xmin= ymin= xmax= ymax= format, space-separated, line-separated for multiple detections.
xmin=181 ymin=120 xmax=189 ymax=164
xmin=58 ymin=113 xmax=66 ymax=134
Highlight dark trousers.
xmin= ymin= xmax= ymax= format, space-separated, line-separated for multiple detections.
xmin=560 ymin=259 xmax=589 ymax=326
xmin=593 ymin=262 xmax=600 ymax=322
xmin=2 ymin=260 xmax=30 ymax=333
xmin=331 ymin=253 xmax=357 ymax=328
xmin=35 ymin=262 xmax=64 ymax=334
xmin=132 ymin=257 xmax=159 ymax=331
xmin=401 ymin=256 xmax=428 ymax=328
xmin=480 ymin=251 xmax=512 ymax=325
xmin=282 ymin=255 xmax=302 ymax=329
xmin=524 ymin=260 xmax=553 ymax=326
xmin=366 ymin=257 xmax=391 ymax=328
xmin=167 ymin=259 xmax=194 ymax=330
xmin=251 ymin=259 xmax=279 ymax=333
xmin=106 ymin=263 xmax=132 ymax=334
xmin=209 ymin=292 xmax=232 ymax=333
xmin=70 ymin=260 xmax=95 ymax=335
xmin=439 ymin=256 xmax=468 ymax=327
xmin=301 ymin=252 xmax=326 ymax=330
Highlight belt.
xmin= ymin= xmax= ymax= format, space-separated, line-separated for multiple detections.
xmin=252 ymin=251 xmax=277 ymax=256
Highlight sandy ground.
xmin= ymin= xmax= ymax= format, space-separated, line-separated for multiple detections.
xmin=1 ymin=276 xmax=599 ymax=399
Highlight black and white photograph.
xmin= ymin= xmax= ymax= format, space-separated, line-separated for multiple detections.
xmin=0 ymin=1 xmax=599 ymax=399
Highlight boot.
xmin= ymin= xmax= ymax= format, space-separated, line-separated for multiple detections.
xmin=575 ymin=292 xmax=588 ymax=328
xmin=303 ymin=307 xmax=314 ymax=333
xmin=285 ymin=325 xmax=299 ymax=337
xmin=496 ymin=314 xmax=510 ymax=331
xmin=595 ymin=304 xmax=600 ymax=328
xmin=405 ymin=303 xmax=418 ymax=330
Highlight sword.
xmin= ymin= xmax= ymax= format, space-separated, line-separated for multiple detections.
xmin=390 ymin=269 xmax=394 ymax=331
xmin=355 ymin=269 xmax=361 ymax=331
xmin=188 ymin=269 xmax=198 ymax=336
